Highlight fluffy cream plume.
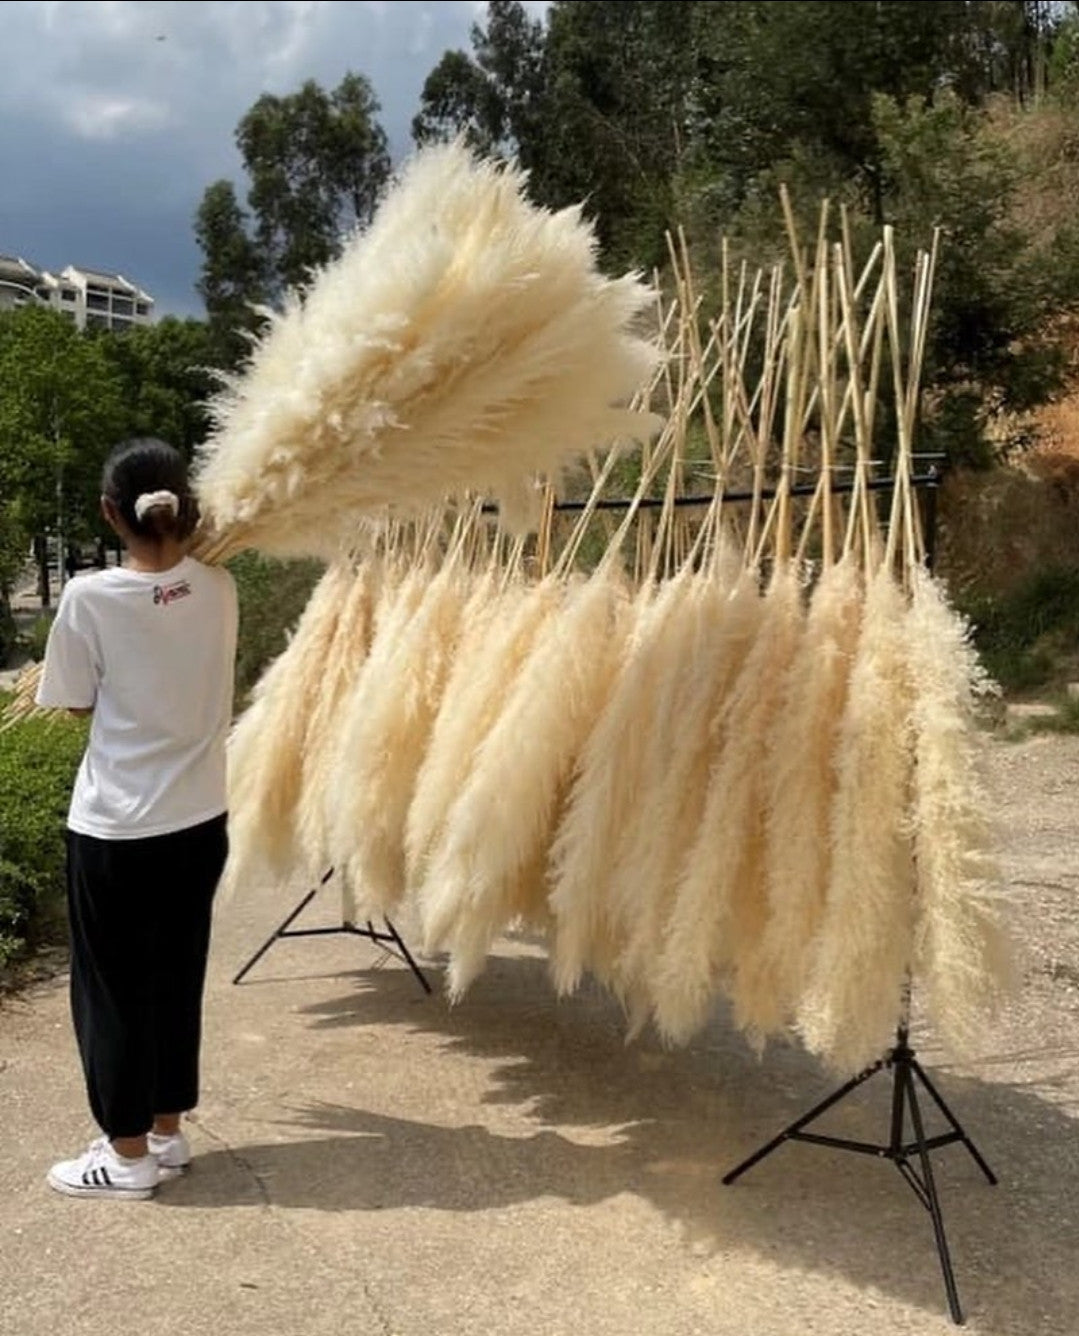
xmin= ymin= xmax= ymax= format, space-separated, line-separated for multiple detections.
xmin=546 ymin=579 xmax=671 ymax=996
xmin=906 ymin=567 xmax=1013 ymax=1051
xmin=607 ymin=547 xmax=749 ymax=1027
xmin=737 ymin=558 xmax=863 ymax=1039
xmin=653 ymin=565 xmax=804 ymax=1046
xmin=424 ymin=570 xmax=631 ymax=999
xmin=407 ymin=576 xmax=558 ymax=892
xmin=634 ymin=571 xmax=766 ymax=1036
xmin=326 ymin=565 xmax=431 ymax=916
xmin=293 ymin=562 xmax=378 ymax=882
xmin=329 ymin=559 xmax=471 ymax=919
xmin=195 ymin=142 xmax=659 ymax=558
xmin=222 ymin=562 xmax=356 ymax=895
xmin=798 ymin=570 xmax=916 ymax=1073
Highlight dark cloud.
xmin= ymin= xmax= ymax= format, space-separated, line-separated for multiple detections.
xmin=0 ymin=2 xmax=546 ymax=315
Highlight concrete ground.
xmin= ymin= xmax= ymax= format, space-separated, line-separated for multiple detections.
xmin=2 ymin=736 xmax=1078 ymax=1336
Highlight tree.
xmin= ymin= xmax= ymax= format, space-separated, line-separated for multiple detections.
xmin=413 ymin=1 xmax=546 ymax=159
xmin=236 ymin=72 xmax=390 ymax=292
xmin=412 ymin=49 xmax=506 ymax=152
xmin=195 ymin=180 xmax=266 ymax=366
xmin=0 ymin=308 xmax=125 ymax=608
xmin=101 ymin=317 xmax=222 ymax=457
xmin=194 ymin=72 xmax=391 ymax=352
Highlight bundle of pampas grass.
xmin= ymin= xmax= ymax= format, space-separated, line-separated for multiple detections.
xmin=407 ymin=573 xmax=561 ymax=895
xmin=327 ymin=557 xmax=433 ymax=916
xmin=654 ymin=562 xmax=805 ymax=1046
xmin=632 ymin=565 xmax=765 ymax=1037
xmin=194 ymin=140 xmax=660 ymax=560
xmin=293 ymin=560 xmax=378 ymax=884
xmin=423 ymin=566 xmax=632 ymax=999
xmin=327 ymin=533 xmax=475 ymax=919
xmin=797 ymin=568 xmax=917 ymax=1072
xmin=546 ymin=577 xmax=670 ymax=995
xmin=606 ymin=540 xmax=749 ymax=1029
xmin=741 ymin=555 xmax=863 ymax=1039
xmin=221 ymin=561 xmax=357 ymax=896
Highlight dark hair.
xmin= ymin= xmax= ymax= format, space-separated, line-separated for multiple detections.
xmin=102 ymin=438 xmax=198 ymax=542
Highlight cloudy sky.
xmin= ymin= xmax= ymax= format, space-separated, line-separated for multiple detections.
xmin=1 ymin=1 xmax=546 ymax=316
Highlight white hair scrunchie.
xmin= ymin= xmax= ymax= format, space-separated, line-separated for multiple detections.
xmin=134 ymin=490 xmax=180 ymax=522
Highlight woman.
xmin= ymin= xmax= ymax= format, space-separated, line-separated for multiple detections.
xmin=37 ymin=437 xmax=237 ymax=1200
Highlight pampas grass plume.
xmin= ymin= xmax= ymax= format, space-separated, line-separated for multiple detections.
xmin=739 ymin=558 xmax=863 ymax=1038
xmin=196 ymin=142 xmax=659 ymax=558
xmin=906 ymin=568 xmax=1013 ymax=1051
xmin=653 ymin=565 xmax=803 ymax=1045
xmin=426 ymin=570 xmax=630 ymax=999
xmin=798 ymin=570 xmax=916 ymax=1073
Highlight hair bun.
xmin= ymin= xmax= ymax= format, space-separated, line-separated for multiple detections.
xmin=134 ymin=490 xmax=180 ymax=522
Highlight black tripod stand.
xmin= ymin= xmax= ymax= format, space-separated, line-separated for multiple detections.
xmin=722 ymin=1023 xmax=995 ymax=1325
xmin=231 ymin=867 xmax=433 ymax=994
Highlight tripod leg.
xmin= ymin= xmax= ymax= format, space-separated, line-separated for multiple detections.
xmin=723 ymin=1060 xmax=883 ymax=1185
xmin=232 ymin=888 xmax=319 ymax=985
xmin=910 ymin=1058 xmax=997 ymax=1186
xmin=384 ymin=918 xmax=433 ymax=995
xmin=903 ymin=1065 xmax=965 ymax=1326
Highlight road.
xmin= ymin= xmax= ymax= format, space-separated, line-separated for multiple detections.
xmin=1 ymin=735 xmax=1077 ymax=1335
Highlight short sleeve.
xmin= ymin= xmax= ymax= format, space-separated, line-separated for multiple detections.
xmin=36 ymin=584 xmax=100 ymax=710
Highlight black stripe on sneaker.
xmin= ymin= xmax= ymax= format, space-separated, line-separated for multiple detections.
xmin=100 ymin=1166 xmax=112 ymax=1187
xmin=82 ymin=1169 xmax=92 ymax=1186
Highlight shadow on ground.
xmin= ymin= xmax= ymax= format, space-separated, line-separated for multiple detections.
xmin=161 ymin=955 xmax=1079 ymax=1334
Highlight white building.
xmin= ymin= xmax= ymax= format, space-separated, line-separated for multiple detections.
xmin=0 ymin=254 xmax=154 ymax=330
xmin=0 ymin=254 xmax=47 ymax=311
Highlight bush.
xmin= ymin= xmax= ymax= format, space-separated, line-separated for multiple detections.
xmin=961 ymin=566 xmax=1079 ymax=693
xmin=0 ymin=704 xmax=87 ymax=971
xmin=20 ymin=609 xmax=54 ymax=662
xmin=0 ymin=598 xmax=15 ymax=669
xmin=228 ymin=552 xmax=323 ymax=706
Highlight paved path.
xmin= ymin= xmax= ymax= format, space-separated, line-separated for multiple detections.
xmin=2 ymin=737 xmax=1078 ymax=1336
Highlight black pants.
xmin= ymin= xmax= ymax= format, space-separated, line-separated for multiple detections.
xmin=66 ymin=815 xmax=228 ymax=1139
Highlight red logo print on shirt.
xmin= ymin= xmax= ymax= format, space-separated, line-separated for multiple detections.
xmin=153 ymin=580 xmax=192 ymax=607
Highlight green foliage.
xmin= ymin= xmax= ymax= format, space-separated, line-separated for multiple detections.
xmin=0 ymin=306 xmax=127 ymax=618
xmin=228 ymin=552 xmax=323 ymax=705
xmin=412 ymin=48 xmax=506 ymax=152
xmin=0 ymin=707 xmax=87 ymax=970
xmin=194 ymin=179 xmax=268 ymax=366
xmin=20 ymin=610 xmax=55 ymax=663
xmin=0 ymin=601 xmax=15 ymax=670
xmin=1027 ymin=694 xmax=1079 ymax=734
xmin=100 ymin=316 xmax=222 ymax=457
xmin=195 ymin=73 xmax=391 ymax=358
xmin=871 ymin=90 xmax=1074 ymax=464
xmin=961 ymin=566 xmax=1079 ymax=692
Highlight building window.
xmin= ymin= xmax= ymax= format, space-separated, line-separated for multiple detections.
xmin=61 ymin=287 xmax=77 ymax=302
xmin=136 ymin=302 xmax=150 ymax=316
xmin=86 ymin=313 xmax=109 ymax=329
xmin=112 ymin=297 xmax=134 ymax=316
xmin=86 ymin=292 xmax=109 ymax=312
xmin=36 ymin=287 xmax=51 ymax=300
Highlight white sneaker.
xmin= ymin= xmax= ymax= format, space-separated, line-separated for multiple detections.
xmin=148 ymin=1130 xmax=192 ymax=1176
xmin=47 ymin=1137 xmax=158 ymax=1200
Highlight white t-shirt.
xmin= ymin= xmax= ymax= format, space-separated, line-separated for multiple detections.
xmin=37 ymin=557 xmax=238 ymax=840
